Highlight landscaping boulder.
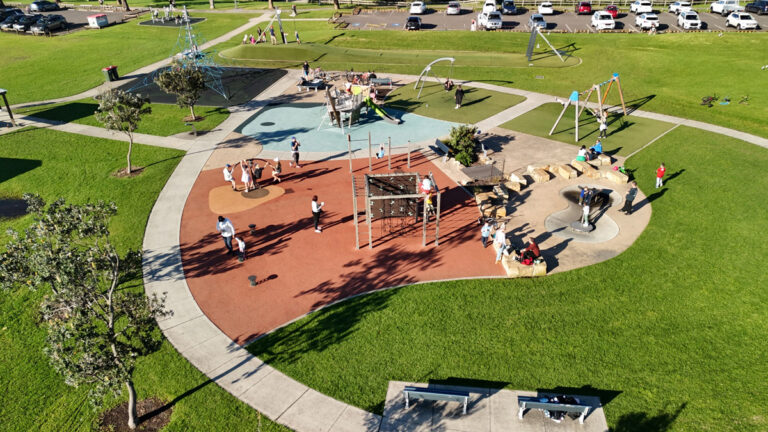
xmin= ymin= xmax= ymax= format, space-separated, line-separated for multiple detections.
xmin=605 ymin=169 xmax=629 ymax=184
xmin=596 ymin=154 xmax=612 ymax=166
xmin=527 ymin=166 xmax=551 ymax=183
xmin=509 ymin=172 xmax=527 ymax=186
xmin=571 ymin=160 xmax=601 ymax=179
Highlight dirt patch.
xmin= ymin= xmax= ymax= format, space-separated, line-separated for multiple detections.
xmin=99 ymin=397 xmax=172 ymax=432
xmin=0 ymin=199 xmax=28 ymax=219
xmin=112 ymin=166 xmax=145 ymax=178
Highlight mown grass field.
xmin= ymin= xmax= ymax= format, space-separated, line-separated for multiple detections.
xmin=0 ymin=13 xmax=247 ymax=104
xmin=16 ymin=98 xmax=230 ymax=137
xmin=216 ymin=21 xmax=768 ymax=138
xmin=0 ymin=128 xmax=289 ymax=431
xmin=247 ymin=125 xmax=768 ymax=431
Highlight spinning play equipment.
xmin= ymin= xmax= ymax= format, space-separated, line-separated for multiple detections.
xmin=320 ymin=85 xmax=400 ymax=133
xmin=413 ymin=58 xmax=455 ymax=99
xmin=550 ymin=73 xmax=627 ymax=142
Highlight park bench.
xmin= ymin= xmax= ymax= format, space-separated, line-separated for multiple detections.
xmin=403 ymin=386 xmax=470 ymax=415
xmin=517 ymin=395 xmax=590 ymax=424
xmin=297 ymin=79 xmax=325 ymax=92
xmin=370 ymin=77 xmax=393 ymax=89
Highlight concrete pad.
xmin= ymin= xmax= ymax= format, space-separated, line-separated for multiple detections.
xmin=240 ymin=370 xmax=309 ymax=420
xmin=279 ymin=389 xmax=348 ymax=432
xmin=209 ymin=355 xmax=276 ymax=398
xmin=330 ymin=405 xmax=382 ymax=432
xmin=181 ymin=333 xmax=251 ymax=375
xmin=163 ymin=314 xmax=225 ymax=353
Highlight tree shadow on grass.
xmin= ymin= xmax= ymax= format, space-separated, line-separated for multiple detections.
xmin=612 ymin=402 xmax=687 ymax=432
xmin=21 ymin=102 xmax=98 ymax=124
xmin=0 ymin=157 xmax=42 ymax=185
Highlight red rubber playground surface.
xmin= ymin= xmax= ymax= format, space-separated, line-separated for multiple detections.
xmin=180 ymin=152 xmax=505 ymax=345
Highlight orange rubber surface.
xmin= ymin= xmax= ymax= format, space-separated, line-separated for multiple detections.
xmin=180 ymin=153 xmax=506 ymax=345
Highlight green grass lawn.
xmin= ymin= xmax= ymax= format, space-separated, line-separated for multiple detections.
xmin=0 ymin=128 xmax=288 ymax=431
xmin=16 ymin=98 xmax=230 ymax=137
xmin=385 ymin=82 xmax=526 ymax=124
xmin=215 ymin=22 xmax=768 ymax=139
xmin=501 ymin=102 xmax=675 ymax=157
xmin=0 ymin=13 xmax=247 ymax=105
xmin=246 ymin=126 xmax=768 ymax=431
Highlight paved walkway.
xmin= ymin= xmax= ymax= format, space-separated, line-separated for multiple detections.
xmin=3 ymin=46 xmax=767 ymax=430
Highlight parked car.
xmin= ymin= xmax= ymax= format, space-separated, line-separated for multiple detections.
xmin=635 ymin=12 xmax=659 ymax=28
xmin=31 ymin=14 xmax=67 ymax=33
xmin=13 ymin=14 xmax=43 ymax=31
xmin=537 ymin=1 xmax=554 ymax=14
xmin=605 ymin=4 xmax=619 ymax=17
xmin=668 ymin=1 xmax=692 ymax=14
xmin=630 ymin=0 xmax=653 ymax=14
xmin=446 ymin=1 xmax=462 ymax=15
xmin=710 ymin=0 xmax=744 ymax=15
xmin=409 ymin=1 xmax=426 ymax=14
xmin=726 ymin=11 xmax=759 ymax=28
xmin=478 ymin=10 xmax=503 ymax=29
xmin=405 ymin=15 xmax=422 ymax=30
xmin=501 ymin=0 xmax=517 ymax=14
xmin=591 ymin=10 xmax=615 ymax=29
xmin=529 ymin=13 xmax=547 ymax=28
xmin=29 ymin=0 xmax=59 ymax=12
xmin=0 ymin=8 xmax=24 ymax=21
xmin=0 ymin=14 xmax=24 ymax=31
xmin=745 ymin=0 xmax=768 ymax=14
xmin=576 ymin=1 xmax=593 ymax=14
xmin=677 ymin=10 xmax=702 ymax=28
xmin=482 ymin=0 xmax=497 ymax=13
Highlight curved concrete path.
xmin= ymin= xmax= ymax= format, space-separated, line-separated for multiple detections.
xmin=3 ymin=46 xmax=767 ymax=429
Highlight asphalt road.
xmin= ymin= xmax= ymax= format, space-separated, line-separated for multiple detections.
xmin=342 ymin=7 xmax=768 ymax=33
xmin=1 ymin=8 xmax=132 ymax=35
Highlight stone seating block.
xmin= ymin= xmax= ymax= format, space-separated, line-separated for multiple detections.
xmin=509 ymin=173 xmax=527 ymax=186
xmin=483 ymin=205 xmax=507 ymax=219
xmin=605 ymin=169 xmax=629 ymax=184
xmin=504 ymin=181 xmax=521 ymax=192
xmin=571 ymin=160 xmax=601 ymax=179
xmin=502 ymin=258 xmax=547 ymax=278
xmin=555 ymin=164 xmax=578 ymax=180
xmin=596 ymin=154 xmax=612 ymax=166
xmin=529 ymin=168 xmax=550 ymax=183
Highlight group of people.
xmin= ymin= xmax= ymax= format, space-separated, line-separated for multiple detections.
xmin=481 ymin=220 xmax=541 ymax=265
xmin=576 ymin=140 xmax=603 ymax=162
xmin=241 ymin=25 xmax=281 ymax=45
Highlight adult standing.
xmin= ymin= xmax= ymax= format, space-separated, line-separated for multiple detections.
xmin=216 ymin=216 xmax=236 ymax=255
xmin=655 ymin=162 xmax=666 ymax=188
xmin=290 ymin=137 xmax=301 ymax=168
xmin=454 ymin=85 xmax=465 ymax=110
xmin=481 ymin=220 xmax=492 ymax=248
xmin=493 ymin=223 xmax=506 ymax=264
xmin=239 ymin=160 xmax=251 ymax=193
xmin=302 ymin=61 xmax=310 ymax=78
xmin=223 ymin=164 xmax=236 ymax=191
xmin=621 ymin=181 xmax=638 ymax=215
xmin=269 ymin=26 xmax=277 ymax=45
xmin=311 ymin=195 xmax=325 ymax=233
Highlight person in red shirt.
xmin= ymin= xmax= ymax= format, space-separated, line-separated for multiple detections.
xmin=656 ymin=162 xmax=666 ymax=188
xmin=515 ymin=236 xmax=540 ymax=265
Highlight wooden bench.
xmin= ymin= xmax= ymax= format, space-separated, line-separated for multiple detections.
xmin=517 ymin=396 xmax=590 ymax=424
xmin=404 ymin=386 xmax=470 ymax=415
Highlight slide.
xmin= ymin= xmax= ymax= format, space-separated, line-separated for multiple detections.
xmin=365 ymin=98 xmax=401 ymax=125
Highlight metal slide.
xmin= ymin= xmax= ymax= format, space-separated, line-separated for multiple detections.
xmin=365 ymin=98 xmax=401 ymax=124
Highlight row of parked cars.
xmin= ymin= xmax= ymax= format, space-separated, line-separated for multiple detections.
xmin=0 ymin=8 xmax=68 ymax=34
xmin=405 ymin=0 xmax=763 ymax=31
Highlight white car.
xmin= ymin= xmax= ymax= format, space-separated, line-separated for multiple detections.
xmin=529 ymin=13 xmax=547 ymax=28
xmin=478 ymin=11 xmax=503 ymax=29
xmin=726 ymin=11 xmax=759 ymax=28
xmin=668 ymin=1 xmax=692 ymax=13
xmin=710 ymin=0 xmax=744 ymax=15
xmin=630 ymin=0 xmax=653 ymax=13
xmin=446 ymin=1 xmax=462 ymax=14
xmin=538 ymin=1 xmax=554 ymax=14
xmin=677 ymin=11 xmax=702 ymax=28
xmin=483 ymin=0 xmax=497 ymax=13
xmin=409 ymin=1 xmax=427 ymax=14
xmin=591 ymin=11 xmax=616 ymax=29
xmin=635 ymin=12 xmax=659 ymax=28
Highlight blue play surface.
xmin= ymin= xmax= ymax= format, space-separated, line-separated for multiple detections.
xmin=237 ymin=103 xmax=457 ymax=153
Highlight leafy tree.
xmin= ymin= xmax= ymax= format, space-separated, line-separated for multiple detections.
xmin=267 ymin=0 xmax=273 ymax=9
xmin=333 ymin=0 xmax=340 ymax=10
xmin=446 ymin=125 xmax=480 ymax=167
xmin=154 ymin=63 xmax=206 ymax=122
xmin=0 ymin=195 xmax=169 ymax=430
xmin=94 ymin=90 xmax=151 ymax=175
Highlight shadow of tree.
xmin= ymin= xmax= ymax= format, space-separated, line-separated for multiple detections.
xmin=612 ymin=403 xmax=686 ymax=432
xmin=0 ymin=156 xmax=42 ymax=185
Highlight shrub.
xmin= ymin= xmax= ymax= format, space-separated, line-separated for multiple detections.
xmin=446 ymin=125 xmax=479 ymax=167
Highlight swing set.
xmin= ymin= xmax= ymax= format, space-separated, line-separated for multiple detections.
xmin=413 ymin=57 xmax=455 ymax=99
xmin=550 ymin=73 xmax=627 ymax=142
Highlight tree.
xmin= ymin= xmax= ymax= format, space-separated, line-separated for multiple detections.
xmin=0 ymin=195 xmax=170 ymax=430
xmin=94 ymin=90 xmax=151 ymax=176
xmin=209 ymin=0 xmax=215 ymax=8
xmin=115 ymin=0 xmax=131 ymax=11
xmin=332 ymin=0 xmax=340 ymax=10
xmin=446 ymin=125 xmax=480 ymax=167
xmin=154 ymin=63 xmax=206 ymax=122
xmin=267 ymin=0 xmax=274 ymax=9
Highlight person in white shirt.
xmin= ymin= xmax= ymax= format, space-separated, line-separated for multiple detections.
xmin=311 ymin=195 xmax=324 ymax=233
xmin=216 ymin=216 xmax=236 ymax=254
xmin=223 ymin=164 xmax=236 ymax=190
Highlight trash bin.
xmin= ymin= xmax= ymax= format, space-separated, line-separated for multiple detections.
xmin=101 ymin=66 xmax=114 ymax=82
xmin=110 ymin=65 xmax=119 ymax=81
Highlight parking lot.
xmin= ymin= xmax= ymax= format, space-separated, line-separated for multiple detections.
xmin=1 ymin=8 xmax=132 ymax=35
xmin=342 ymin=7 xmax=768 ymax=32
